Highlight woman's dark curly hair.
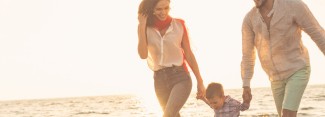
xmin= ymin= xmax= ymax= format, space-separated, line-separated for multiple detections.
xmin=138 ymin=0 xmax=170 ymax=27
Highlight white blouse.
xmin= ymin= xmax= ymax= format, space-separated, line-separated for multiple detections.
xmin=146 ymin=19 xmax=185 ymax=71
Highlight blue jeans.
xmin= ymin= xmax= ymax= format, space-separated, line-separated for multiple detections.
xmin=154 ymin=65 xmax=192 ymax=117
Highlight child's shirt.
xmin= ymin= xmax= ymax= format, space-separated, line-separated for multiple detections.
xmin=214 ymin=95 xmax=249 ymax=117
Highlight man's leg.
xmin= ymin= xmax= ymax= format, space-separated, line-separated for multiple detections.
xmin=282 ymin=109 xmax=297 ymax=117
xmin=281 ymin=66 xmax=310 ymax=117
xmin=271 ymin=80 xmax=286 ymax=116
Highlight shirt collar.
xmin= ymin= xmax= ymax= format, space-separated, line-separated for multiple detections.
xmin=152 ymin=19 xmax=174 ymax=36
xmin=268 ymin=0 xmax=279 ymax=17
xmin=224 ymin=95 xmax=231 ymax=103
xmin=255 ymin=0 xmax=279 ymax=17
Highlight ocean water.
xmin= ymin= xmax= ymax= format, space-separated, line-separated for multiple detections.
xmin=0 ymin=84 xmax=324 ymax=117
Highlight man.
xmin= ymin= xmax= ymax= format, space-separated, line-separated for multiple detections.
xmin=241 ymin=0 xmax=325 ymax=116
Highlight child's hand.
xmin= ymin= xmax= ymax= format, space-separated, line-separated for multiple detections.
xmin=196 ymin=95 xmax=204 ymax=100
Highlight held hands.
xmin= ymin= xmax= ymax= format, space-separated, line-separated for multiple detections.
xmin=196 ymin=81 xmax=206 ymax=100
xmin=242 ymin=87 xmax=252 ymax=104
xmin=196 ymin=82 xmax=210 ymax=107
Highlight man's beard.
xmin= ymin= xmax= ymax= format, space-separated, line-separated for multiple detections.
xmin=255 ymin=0 xmax=266 ymax=8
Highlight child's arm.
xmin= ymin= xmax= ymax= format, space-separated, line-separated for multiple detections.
xmin=239 ymin=93 xmax=252 ymax=111
xmin=196 ymin=96 xmax=210 ymax=106
xmin=239 ymin=102 xmax=250 ymax=111
xmin=201 ymin=97 xmax=210 ymax=106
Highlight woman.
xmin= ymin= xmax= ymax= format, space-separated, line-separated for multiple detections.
xmin=137 ymin=0 xmax=205 ymax=116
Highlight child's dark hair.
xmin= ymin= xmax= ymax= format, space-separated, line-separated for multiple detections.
xmin=206 ymin=82 xmax=225 ymax=99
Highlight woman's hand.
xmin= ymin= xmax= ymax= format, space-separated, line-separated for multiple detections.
xmin=138 ymin=13 xmax=147 ymax=25
xmin=196 ymin=81 xmax=206 ymax=99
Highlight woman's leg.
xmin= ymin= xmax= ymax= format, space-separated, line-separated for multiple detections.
xmin=154 ymin=66 xmax=192 ymax=117
xmin=154 ymin=72 xmax=171 ymax=113
xmin=163 ymin=76 xmax=192 ymax=117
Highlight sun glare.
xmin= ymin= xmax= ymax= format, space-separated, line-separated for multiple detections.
xmin=136 ymin=91 xmax=162 ymax=116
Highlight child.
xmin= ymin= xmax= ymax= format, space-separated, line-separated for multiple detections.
xmin=198 ymin=82 xmax=251 ymax=117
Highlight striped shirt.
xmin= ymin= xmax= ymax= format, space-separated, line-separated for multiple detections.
xmin=214 ymin=96 xmax=249 ymax=117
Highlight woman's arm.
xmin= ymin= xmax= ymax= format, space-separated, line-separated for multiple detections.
xmin=181 ymin=22 xmax=205 ymax=98
xmin=137 ymin=14 xmax=148 ymax=59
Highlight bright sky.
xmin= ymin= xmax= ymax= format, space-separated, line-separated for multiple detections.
xmin=0 ymin=0 xmax=324 ymax=101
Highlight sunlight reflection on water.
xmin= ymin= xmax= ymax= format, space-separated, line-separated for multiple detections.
xmin=0 ymin=85 xmax=324 ymax=117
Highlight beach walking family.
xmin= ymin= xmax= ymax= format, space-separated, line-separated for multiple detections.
xmin=137 ymin=0 xmax=325 ymax=117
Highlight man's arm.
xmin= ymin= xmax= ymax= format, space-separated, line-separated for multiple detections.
xmin=241 ymin=13 xmax=256 ymax=88
xmin=241 ymin=13 xmax=255 ymax=102
xmin=294 ymin=1 xmax=325 ymax=55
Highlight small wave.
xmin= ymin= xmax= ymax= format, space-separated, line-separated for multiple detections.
xmin=300 ymin=107 xmax=315 ymax=110
xmin=241 ymin=113 xmax=278 ymax=117
xmin=128 ymin=106 xmax=140 ymax=110
xmin=76 ymin=111 xmax=110 ymax=115
xmin=257 ymin=113 xmax=278 ymax=117
xmin=317 ymin=95 xmax=325 ymax=98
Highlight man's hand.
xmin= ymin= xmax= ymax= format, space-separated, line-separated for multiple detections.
xmin=242 ymin=87 xmax=252 ymax=104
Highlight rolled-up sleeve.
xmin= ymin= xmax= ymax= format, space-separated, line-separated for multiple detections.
xmin=239 ymin=103 xmax=250 ymax=111
xmin=241 ymin=14 xmax=256 ymax=87
xmin=294 ymin=1 xmax=325 ymax=55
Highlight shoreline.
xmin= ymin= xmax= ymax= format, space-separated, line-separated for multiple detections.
xmin=1 ymin=83 xmax=324 ymax=102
